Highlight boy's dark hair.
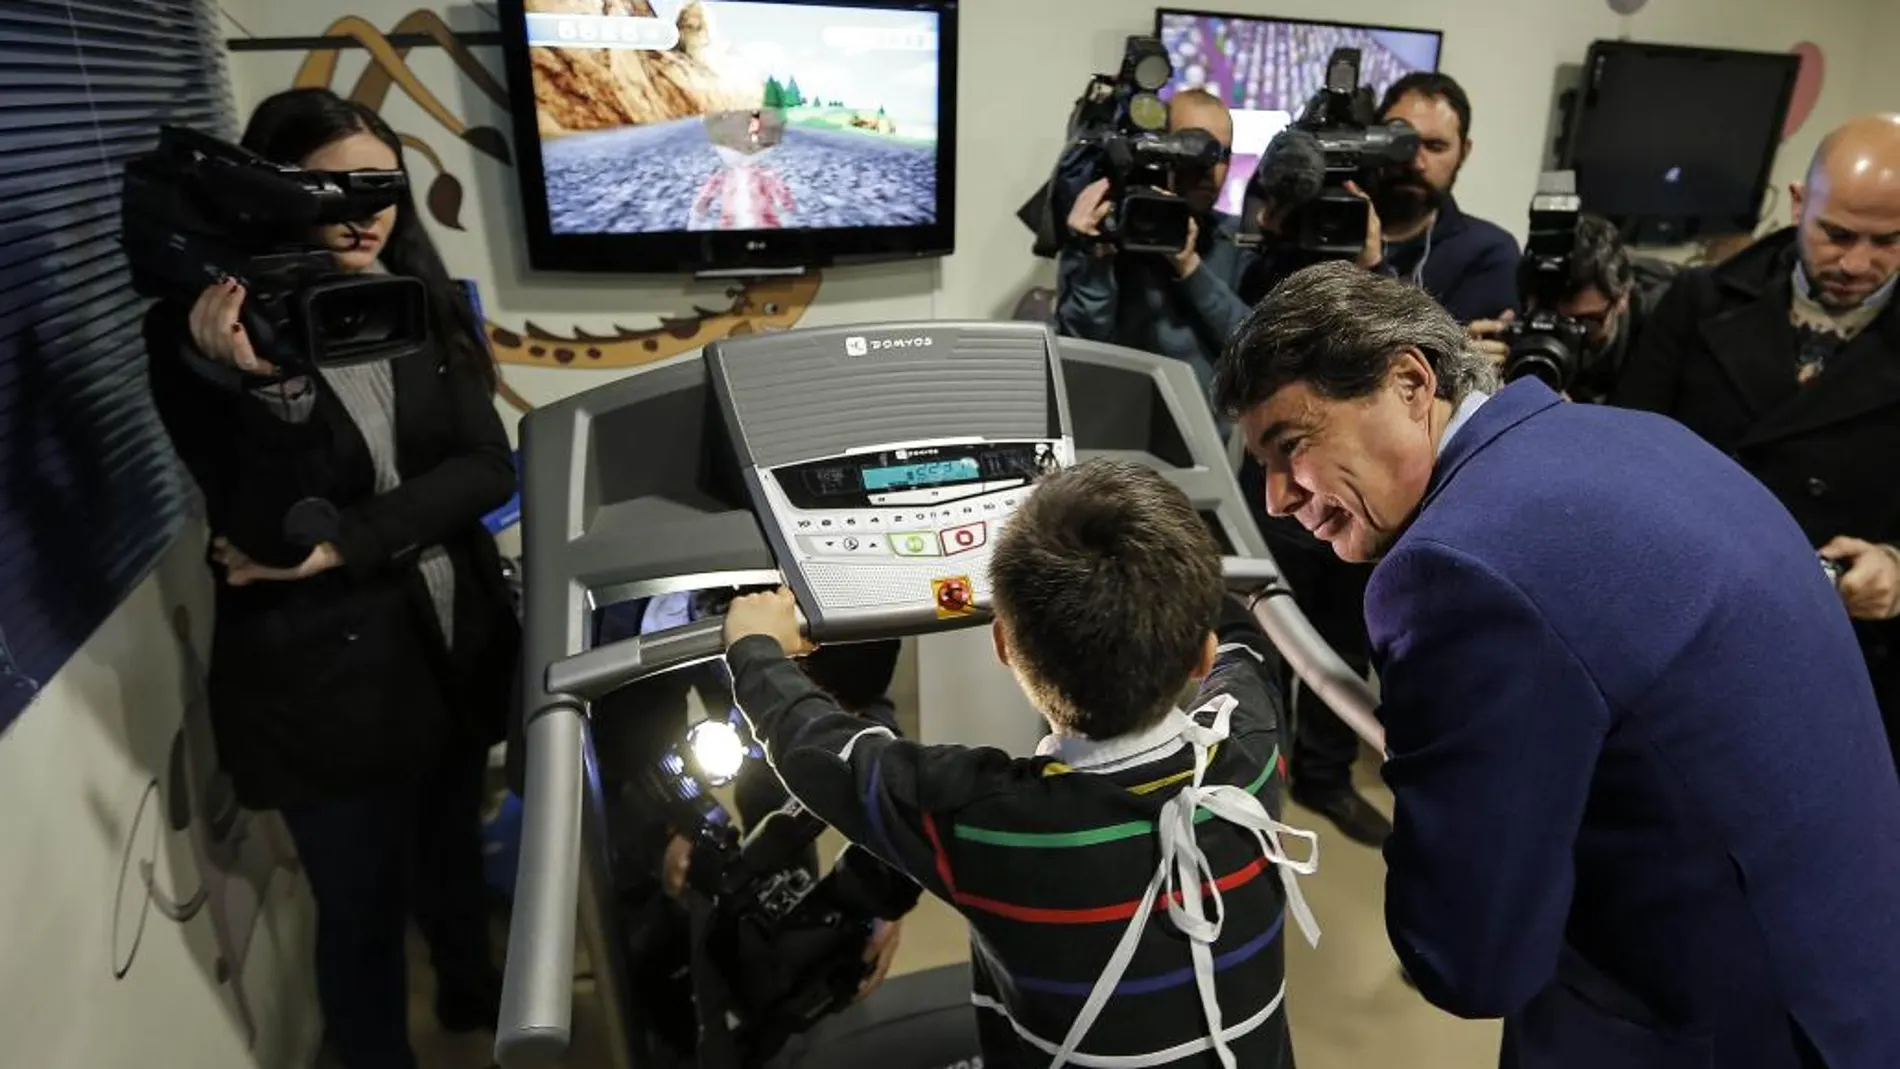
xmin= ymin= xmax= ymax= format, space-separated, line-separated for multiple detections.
xmin=988 ymin=459 xmax=1224 ymax=739
xmin=1378 ymin=72 xmax=1474 ymax=141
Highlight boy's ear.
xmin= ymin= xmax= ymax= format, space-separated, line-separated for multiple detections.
xmin=992 ymin=619 xmax=1011 ymax=667
xmin=1190 ymin=631 xmax=1218 ymax=681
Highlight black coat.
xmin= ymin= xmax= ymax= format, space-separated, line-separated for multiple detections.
xmin=144 ymin=301 xmax=520 ymax=810
xmin=1615 ymin=228 xmax=1900 ymax=719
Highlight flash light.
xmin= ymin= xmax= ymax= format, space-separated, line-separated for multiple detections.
xmin=687 ymin=718 xmax=747 ymax=787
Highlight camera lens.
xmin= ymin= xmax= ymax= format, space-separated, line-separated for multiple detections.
xmin=1132 ymin=53 xmax=1172 ymax=92
xmin=1504 ymin=334 xmax=1576 ymax=391
xmin=1128 ymin=92 xmax=1167 ymax=132
xmin=314 ymin=288 xmax=400 ymax=344
xmin=299 ymin=275 xmax=427 ymax=367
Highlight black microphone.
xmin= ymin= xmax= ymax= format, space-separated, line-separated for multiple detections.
xmin=1251 ymin=127 xmax=1327 ymax=210
xmin=1237 ymin=127 xmax=1327 ymax=248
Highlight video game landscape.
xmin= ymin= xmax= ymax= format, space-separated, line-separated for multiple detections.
xmin=528 ymin=0 xmax=941 ymax=234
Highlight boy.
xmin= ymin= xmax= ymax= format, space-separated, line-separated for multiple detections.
xmin=722 ymin=459 xmax=1317 ymax=1068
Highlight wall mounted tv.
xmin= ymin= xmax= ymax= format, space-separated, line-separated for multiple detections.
xmin=1154 ymin=8 xmax=1442 ymax=218
xmin=1561 ymin=41 xmax=1799 ymax=245
xmin=497 ymin=0 xmax=958 ymax=275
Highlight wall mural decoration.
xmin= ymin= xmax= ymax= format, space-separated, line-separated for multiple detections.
xmin=282 ymin=6 xmax=825 ymax=413
xmin=1784 ymin=42 xmax=1826 ymax=141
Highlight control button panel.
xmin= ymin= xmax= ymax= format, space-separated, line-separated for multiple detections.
xmin=780 ymin=489 xmax=1025 ymax=563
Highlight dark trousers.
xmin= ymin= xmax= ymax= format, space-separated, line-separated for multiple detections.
xmin=1239 ymin=456 xmax=1373 ymax=795
xmin=280 ymin=746 xmax=495 ymax=1069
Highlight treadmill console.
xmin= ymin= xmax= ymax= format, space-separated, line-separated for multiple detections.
xmin=758 ymin=437 xmax=1070 ymax=618
xmin=705 ymin=322 xmax=1073 ymax=642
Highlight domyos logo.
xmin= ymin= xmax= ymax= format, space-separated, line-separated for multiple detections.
xmin=844 ymin=334 xmax=935 ymax=356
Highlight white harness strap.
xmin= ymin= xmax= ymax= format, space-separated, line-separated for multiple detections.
xmin=1045 ymin=694 xmax=1320 ymax=1069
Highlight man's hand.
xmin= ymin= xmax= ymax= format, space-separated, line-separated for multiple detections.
xmin=723 ymin=587 xmax=814 ymax=654
xmin=1344 ymin=181 xmax=1383 ymax=270
xmin=662 ymin=833 xmax=694 ymax=900
xmin=1821 ymin=537 xmax=1900 ymax=620
xmin=1174 ymin=214 xmax=1202 ymax=279
xmin=854 ymin=918 xmax=903 ymax=1004
xmin=1067 ymin=177 xmax=1114 ymax=251
xmin=1466 ymin=310 xmax=1517 ymax=371
xmin=212 ymin=536 xmax=340 ymax=586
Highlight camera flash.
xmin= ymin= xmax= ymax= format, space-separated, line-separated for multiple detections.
xmin=687 ymin=718 xmax=747 ymax=787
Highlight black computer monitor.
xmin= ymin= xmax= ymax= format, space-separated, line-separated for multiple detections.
xmin=1563 ymin=41 xmax=1800 ymax=244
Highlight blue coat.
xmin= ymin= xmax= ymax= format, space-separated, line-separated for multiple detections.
xmin=1366 ymin=379 xmax=1900 ymax=1069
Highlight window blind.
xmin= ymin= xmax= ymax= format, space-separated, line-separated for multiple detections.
xmin=0 ymin=0 xmax=235 ymax=733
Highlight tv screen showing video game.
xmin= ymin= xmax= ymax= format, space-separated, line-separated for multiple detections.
xmin=500 ymin=0 xmax=957 ymax=273
xmin=1155 ymin=10 xmax=1441 ymax=217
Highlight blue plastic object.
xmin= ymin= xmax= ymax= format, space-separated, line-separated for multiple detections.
xmin=483 ymin=789 xmax=524 ymax=901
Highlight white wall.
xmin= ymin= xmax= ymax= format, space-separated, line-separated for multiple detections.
xmin=0 ymin=529 xmax=320 ymax=1069
xmin=1850 ymin=3 xmax=1900 ymax=118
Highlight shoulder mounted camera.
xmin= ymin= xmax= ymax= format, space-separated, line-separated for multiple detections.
xmin=1501 ymin=172 xmax=1589 ymax=392
xmin=120 ymin=125 xmax=429 ymax=377
xmin=1241 ymin=48 xmax=1419 ymax=258
xmin=1064 ymin=35 xmax=1227 ymax=255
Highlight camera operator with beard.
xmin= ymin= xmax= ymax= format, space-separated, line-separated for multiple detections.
xmin=1369 ymin=73 xmax=1521 ymax=325
xmin=1466 ymin=214 xmax=1681 ymax=404
xmin=1615 ymin=114 xmax=1900 ymax=768
xmin=1056 ymin=90 xmax=1258 ymax=413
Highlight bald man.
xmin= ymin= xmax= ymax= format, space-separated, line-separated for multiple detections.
xmin=1056 ymin=89 xmax=1259 ymax=414
xmin=1618 ymin=114 xmax=1900 ymax=766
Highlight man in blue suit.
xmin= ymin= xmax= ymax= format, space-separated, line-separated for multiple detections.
xmin=1214 ymin=261 xmax=1900 ymax=1068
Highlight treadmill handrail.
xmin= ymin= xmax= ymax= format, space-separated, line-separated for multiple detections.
xmin=544 ymin=618 xmax=730 ymax=702
xmin=1222 ymin=555 xmax=1386 ymax=755
xmin=498 ymin=698 xmax=586 ymax=1069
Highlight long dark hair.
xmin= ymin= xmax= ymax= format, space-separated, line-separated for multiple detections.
xmin=240 ymin=87 xmax=498 ymax=395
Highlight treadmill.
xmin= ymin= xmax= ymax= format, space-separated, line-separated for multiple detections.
xmin=496 ymin=320 xmax=1381 ymax=1069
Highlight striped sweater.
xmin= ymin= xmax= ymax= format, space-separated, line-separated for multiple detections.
xmin=727 ymin=598 xmax=1304 ymax=1068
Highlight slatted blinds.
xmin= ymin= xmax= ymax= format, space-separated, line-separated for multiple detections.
xmin=0 ymin=0 xmax=235 ymax=733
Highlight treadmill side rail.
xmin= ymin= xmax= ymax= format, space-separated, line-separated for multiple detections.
xmin=497 ymin=699 xmax=587 ymax=1069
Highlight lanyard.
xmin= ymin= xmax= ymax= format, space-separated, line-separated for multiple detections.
xmin=1046 ymin=694 xmax=1321 ymax=1069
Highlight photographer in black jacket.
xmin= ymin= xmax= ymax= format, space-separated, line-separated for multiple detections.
xmin=141 ymin=88 xmax=518 ymax=1069
xmin=1469 ymin=213 xmax=1680 ymax=403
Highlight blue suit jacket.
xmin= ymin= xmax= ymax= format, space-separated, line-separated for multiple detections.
xmin=1366 ymin=379 xmax=1900 ymax=1069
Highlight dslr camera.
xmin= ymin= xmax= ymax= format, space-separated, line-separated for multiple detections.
xmin=1242 ymin=48 xmax=1419 ymax=257
xmin=120 ymin=125 xmax=429 ymax=378
xmin=1064 ymin=35 xmax=1228 ymax=254
xmin=1500 ymin=172 xmax=1590 ymax=392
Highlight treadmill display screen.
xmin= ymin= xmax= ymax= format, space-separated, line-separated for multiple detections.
xmin=781 ymin=440 xmax=1060 ymax=509
xmin=861 ymin=458 xmax=980 ymax=491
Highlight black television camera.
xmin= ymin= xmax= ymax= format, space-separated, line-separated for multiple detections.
xmin=1241 ymin=48 xmax=1419 ymax=257
xmin=1065 ymin=35 xmax=1227 ymax=254
xmin=120 ymin=125 xmax=429 ymax=378
xmin=1500 ymin=172 xmax=1590 ymax=392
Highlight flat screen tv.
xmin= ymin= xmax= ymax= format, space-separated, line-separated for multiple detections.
xmin=1562 ymin=41 xmax=1799 ymax=244
xmin=497 ymin=0 xmax=958 ymax=274
xmin=1154 ymin=8 xmax=1442 ymax=218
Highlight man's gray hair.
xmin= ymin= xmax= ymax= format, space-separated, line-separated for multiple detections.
xmin=1214 ymin=261 xmax=1499 ymax=415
